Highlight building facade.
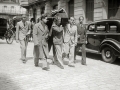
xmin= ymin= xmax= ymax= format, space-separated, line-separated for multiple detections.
xmin=20 ymin=0 xmax=120 ymax=23
xmin=0 ymin=0 xmax=26 ymax=19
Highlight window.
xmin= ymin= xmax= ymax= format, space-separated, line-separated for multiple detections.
xmin=11 ymin=6 xmax=14 ymax=13
xmin=4 ymin=6 xmax=7 ymax=13
xmin=109 ymin=25 xmax=117 ymax=32
xmin=88 ymin=24 xmax=95 ymax=31
xmin=41 ymin=7 xmax=45 ymax=14
xmin=68 ymin=0 xmax=74 ymax=17
xmin=108 ymin=0 xmax=120 ymax=19
xmin=97 ymin=25 xmax=105 ymax=31
xmin=86 ymin=0 xmax=94 ymax=22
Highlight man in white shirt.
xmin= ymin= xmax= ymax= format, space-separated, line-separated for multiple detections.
xmin=63 ymin=17 xmax=77 ymax=67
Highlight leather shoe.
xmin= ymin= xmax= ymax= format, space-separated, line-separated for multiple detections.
xmin=81 ymin=63 xmax=87 ymax=65
xmin=68 ymin=63 xmax=75 ymax=67
xmin=22 ymin=59 xmax=26 ymax=64
xmin=59 ymin=65 xmax=64 ymax=69
xmin=42 ymin=67 xmax=49 ymax=71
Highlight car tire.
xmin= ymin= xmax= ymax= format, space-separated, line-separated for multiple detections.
xmin=101 ymin=47 xmax=116 ymax=63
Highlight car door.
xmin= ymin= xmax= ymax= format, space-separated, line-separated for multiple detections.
xmin=86 ymin=24 xmax=96 ymax=50
xmin=93 ymin=22 xmax=106 ymax=51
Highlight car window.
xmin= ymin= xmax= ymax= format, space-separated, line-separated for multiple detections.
xmin=109 ymin=25 xmax=117 ymax=32
xmin=97 ymin=25 xmax=106 ymax=31
xmin=88 ymin=24 xmax=95 ymax=31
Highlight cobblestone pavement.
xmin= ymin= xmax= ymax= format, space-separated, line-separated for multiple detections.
xmin=0 ymin=40 xmax=120 ymax=90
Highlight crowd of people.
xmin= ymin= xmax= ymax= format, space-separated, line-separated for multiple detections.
xmin=15 ymin=10 xmax=87 ymax=71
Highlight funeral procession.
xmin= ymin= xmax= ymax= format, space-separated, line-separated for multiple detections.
xmin=0 ymin=0 xmax=120 ymax=90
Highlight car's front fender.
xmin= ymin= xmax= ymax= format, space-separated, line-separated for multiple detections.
xmin=99 ymin=38 xmax=120 ymax=56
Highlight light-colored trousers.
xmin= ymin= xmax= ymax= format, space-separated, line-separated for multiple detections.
xmin=19 ymin=38 xmax=28 ymax=60
xmin=64 ymin=40 xmax=75 ymax=64
xmin=53 ymin=44 xmax=63 ymax=66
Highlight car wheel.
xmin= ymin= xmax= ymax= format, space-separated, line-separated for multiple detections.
xmin=101 ymin=47 xmax=116 ymax=63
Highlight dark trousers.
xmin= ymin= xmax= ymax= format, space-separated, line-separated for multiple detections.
xmin=75 ymin=43 xmax=86 ymax=64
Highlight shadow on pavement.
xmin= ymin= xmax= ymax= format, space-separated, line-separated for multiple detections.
xmin=77 ymin=52 xmax=102 ymax=61
xmin=113 ymin=58 xmax=120 ymax=66
xmin=0 ymin=41 xmax=7 ymax=44
xmin=77 ymin=52 xmax=120 ymax=66
xmin=0 ymin=73 xmax=22 ymax=90
xmin=26 ymin=57 xmax=33 ymax=60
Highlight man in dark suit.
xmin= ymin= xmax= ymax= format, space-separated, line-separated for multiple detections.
xmin=33 ymin=14 xmax=49 ymax=70
xmin=75 ymin=16 xmax=87 ymax=65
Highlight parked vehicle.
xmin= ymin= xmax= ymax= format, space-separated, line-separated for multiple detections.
xmin=0 ymin=18 xmax=14 ymax=44
xmin=85 ymin=19 xmax=120 ymax=63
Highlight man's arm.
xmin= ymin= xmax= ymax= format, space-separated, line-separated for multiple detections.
xmin=52 ymin=25 xmax=63 ymax=32
xmin=27 ymin=22 xmax=31 ymax=35
xmin=16 ymin=22 xmax=19 ymax=40
xmin=75 ymin=26 xmax=78 ymax=44
xmin=33 ymin=24 xmax=39 ymax=45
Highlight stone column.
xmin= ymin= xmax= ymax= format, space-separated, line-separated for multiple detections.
xmin=36 ymin=6 xmax=41 ymax=20
xmin=45 ymin=0 xmax=52 ymax=15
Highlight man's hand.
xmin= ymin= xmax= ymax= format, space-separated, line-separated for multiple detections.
xmin=77 ymin=35 xmax=80 ymax=38
xmin=75 ymin=43 xmax=77 ymax=46
xmin=26 ymin=30 xmax=31 ymax=35
xmin=16 ymin=39 xmax=19 ymax=43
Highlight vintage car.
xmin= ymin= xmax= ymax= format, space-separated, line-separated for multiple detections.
xmin=86 ymin=19 xmax=120 ymax=63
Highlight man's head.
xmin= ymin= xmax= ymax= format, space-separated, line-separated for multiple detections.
xmin=79 ymin=16 xmax=84 ymax=24
xmin=21 ymin=14 xmax=27 ymax=22
xmin=40 ymin=14 xmax=48 ymax=24
xmin=53 ymin=5 xmax=58 ymax=10
xmin=54 ymin=15 xmax=61 ymax=26
xmin=69 ymin=17 xmax=75 ymax=25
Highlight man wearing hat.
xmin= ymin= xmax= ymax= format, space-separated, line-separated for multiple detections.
xmin=16 ymin=14 xmax=31 ymax=63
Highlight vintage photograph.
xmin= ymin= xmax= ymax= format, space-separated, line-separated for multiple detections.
xmin=0 ymin=0 xmax=120 ymax=90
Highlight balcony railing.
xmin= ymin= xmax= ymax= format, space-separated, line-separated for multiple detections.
xmin=0 ymin=9 xmax=26 ymax=15
xmin=28 ymin=0 xmax=46 ymax=5
xmin=20 ymin=0 xmax=29 ymax=7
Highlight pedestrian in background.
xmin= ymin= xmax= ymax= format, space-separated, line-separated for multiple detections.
xmin=16 ymin=15 xmax=31 ymax=63
xmin=63 ymin=17 xmax=77 ymax=67
xmin=50 ymin=14 xmax=64 ymax=69
xmin=75 ymin=16 xmax=87 ymax=65
xmin=33 ymin=14 xmax=49 ymax=70
xmin=29 ymin=18 xmax=35 ymax=42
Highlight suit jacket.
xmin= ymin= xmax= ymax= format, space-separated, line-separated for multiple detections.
xmin=33 ymin=21 xmax=49 ymax=58
xmin=64 ymin=24 xmax=77 ymax=44
xmin=16 ymin=21 xmax=31 ymax=41
xmin=51 ymin=22 xmax=64 ymax=45
xmin=77 ymin=23 xmax=86 ymax=44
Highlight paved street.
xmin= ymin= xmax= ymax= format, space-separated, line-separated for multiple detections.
xmin=0 ymin=40 xmax=120 ymax=90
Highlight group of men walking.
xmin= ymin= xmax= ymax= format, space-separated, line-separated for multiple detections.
xmin=16 ymin=12 xmax=86 ymax=71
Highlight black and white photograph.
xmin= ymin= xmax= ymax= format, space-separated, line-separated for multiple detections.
xmin=0 ymin=0 xmax=120 ymax=90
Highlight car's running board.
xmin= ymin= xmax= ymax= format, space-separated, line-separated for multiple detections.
xmin=79 ymin=48 xmax=99 ymax=54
